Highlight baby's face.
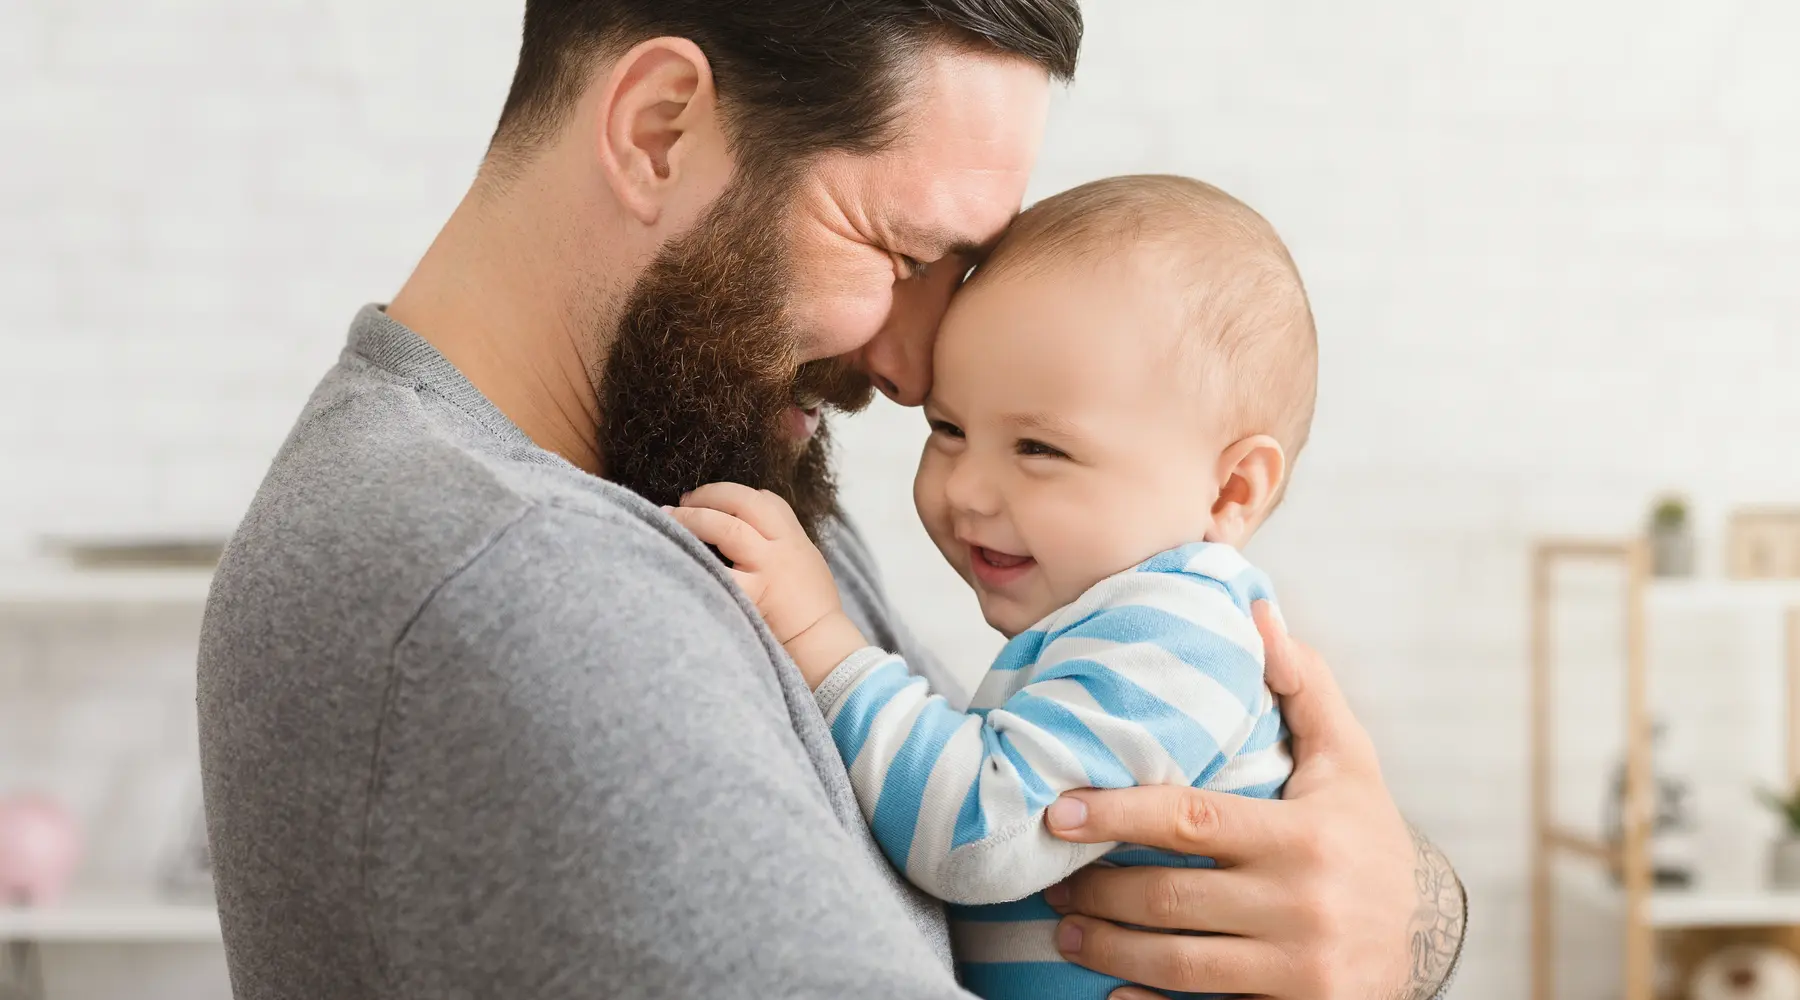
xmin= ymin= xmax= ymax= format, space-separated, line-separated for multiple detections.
xmin=913 ymin=251 xmax=1230 ymax=637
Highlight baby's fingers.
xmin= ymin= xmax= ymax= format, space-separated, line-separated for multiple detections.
xmin=663 ymin=505 xmax=767 ymax=567
xmin=724 ymin=567 xmax=764 ymax=603
xmin=682 ymin=482 xmax=800 ymax=540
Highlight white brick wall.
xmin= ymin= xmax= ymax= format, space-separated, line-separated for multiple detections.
xmin=3 ymin=2 xmax=1797 ymax=997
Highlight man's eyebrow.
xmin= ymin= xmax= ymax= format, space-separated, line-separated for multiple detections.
xmin=889 ymin=221 xmax=1002 ymax=263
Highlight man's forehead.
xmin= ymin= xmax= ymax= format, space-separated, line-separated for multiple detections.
xmin=855 ymin=144 xmax=1029 ymax=262
xmin=900 ymin=43 xmax=1050 ymax=150
xmin=860 ymin=47 xmax=1049 ymax=252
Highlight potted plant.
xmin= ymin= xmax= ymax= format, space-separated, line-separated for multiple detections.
xmin=1758 ymin=784 xmax=1800 ymax=889
xmin=1649 ymin=494 xmax=1695 ymax=577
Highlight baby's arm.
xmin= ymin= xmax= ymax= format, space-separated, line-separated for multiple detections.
xmin=669 ymin=485 xmax=1274 ymax=899
xmin=818 ymin=570 xmax=1274 ymax=903
xmin=670 ymin=485 xmax=1275 ymax=904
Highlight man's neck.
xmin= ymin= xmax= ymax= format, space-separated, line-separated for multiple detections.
xmin=388 ymin=172 xmax=620 ymax=476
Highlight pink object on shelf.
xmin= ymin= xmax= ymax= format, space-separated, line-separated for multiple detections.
xmin=0 ymin=794 xmax=84 ymax=906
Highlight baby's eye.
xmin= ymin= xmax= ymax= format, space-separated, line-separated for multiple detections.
xmin=928 ymin=419 xmax=965 ymax=439
xmin=1016 ymin=438 xmax=1070 ymax=460
xmin=896 ymin=254 xmax=931 ymax=281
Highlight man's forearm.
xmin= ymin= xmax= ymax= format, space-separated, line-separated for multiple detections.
xmin=1403 ymin=825 xmax=1467 ymax=1000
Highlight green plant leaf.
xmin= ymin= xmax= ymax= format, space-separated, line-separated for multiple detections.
xmin=1759 ymin=786 xmax=1800 ymax=833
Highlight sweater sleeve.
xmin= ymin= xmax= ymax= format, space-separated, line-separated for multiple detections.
xmin=354 ymin=509 xmax=973 ymax=999
xmin=816 ymin=570 xmax=1272 ymax=905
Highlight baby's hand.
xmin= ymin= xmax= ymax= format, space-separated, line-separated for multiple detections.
xmin=666 ymin=482 xmax=869 ymax=687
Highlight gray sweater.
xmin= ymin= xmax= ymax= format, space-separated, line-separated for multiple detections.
xmin=198 ymin=305 xmax=970 ymax=1000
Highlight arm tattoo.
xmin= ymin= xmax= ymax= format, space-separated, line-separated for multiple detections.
xmin=1403 ymin=824 xmax=1466 ymax=1000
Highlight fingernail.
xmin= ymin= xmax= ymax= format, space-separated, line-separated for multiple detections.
xmin=1044 ymin=882 xmax=1071 ymax=908
xmin=1047 ymin=795 xmax=1087 ymax=831
xmin=1056 ymin=920 xmax=1083 ymax=954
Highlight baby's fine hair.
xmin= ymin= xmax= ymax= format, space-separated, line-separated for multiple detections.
xmin=974 ymin=174 xmax=1319 ymax=462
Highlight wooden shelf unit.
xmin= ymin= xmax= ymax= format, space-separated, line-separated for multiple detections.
xmin=1530 ymin=538 xmax=1800 ymax=1000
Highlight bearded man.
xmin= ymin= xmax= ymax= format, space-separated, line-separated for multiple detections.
xmin=197 ymin=3 xmax=1465 ymax=999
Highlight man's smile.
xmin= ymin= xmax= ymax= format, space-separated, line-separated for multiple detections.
xmin=784 ymin=402 xmax=823 ymax=441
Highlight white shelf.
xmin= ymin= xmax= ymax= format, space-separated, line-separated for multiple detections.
xmin=1648 ymin=578 xmax=1800 ymax=612
xmin=0 ymin=896 xmax=220 ymax=942
xmin=1648 ymin=889 xmax=1800 ymax=928
xmin=0 ymin=566 xmax=213 ymax=609
xmin=1560 ymin=870 xmax=1800 ymax=930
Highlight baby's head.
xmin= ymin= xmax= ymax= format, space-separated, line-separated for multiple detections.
xmin=913 ymin=175 xmax=1317 ymax=636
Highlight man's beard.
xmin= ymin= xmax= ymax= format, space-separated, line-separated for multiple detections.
xmin=599 ymin=175 xmax=874 ymax=539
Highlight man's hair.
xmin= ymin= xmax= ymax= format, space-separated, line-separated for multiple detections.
xmin=489 ymin=1 xmax=1082 ymax=176
xmin=978 ymin=174 xmax=1319 ymax=462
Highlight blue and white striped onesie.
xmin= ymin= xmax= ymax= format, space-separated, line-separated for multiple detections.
xmin=815 ymin=542 xmax=1292 ymax=1000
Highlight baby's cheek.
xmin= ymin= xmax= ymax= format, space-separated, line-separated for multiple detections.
xmin=911 ymin=451 xmax=937 ymax=519
xmin=1039 ymin=503 xmax=1141 ymax=600
xmin=912 ymin=455 xmax=954 ymax=554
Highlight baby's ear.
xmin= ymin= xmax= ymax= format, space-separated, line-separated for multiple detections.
xmin=1209 ymin=435 xmax=1287 ymax=547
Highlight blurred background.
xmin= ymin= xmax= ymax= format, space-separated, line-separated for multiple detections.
xmin=3 ymin=2 xmax=1798 ymax=998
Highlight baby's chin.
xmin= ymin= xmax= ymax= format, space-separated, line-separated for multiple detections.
xmin=976 ymin=593 xmax=1050 ymax=640
xmin=951 ymin=554 xmax=1055 ymax=637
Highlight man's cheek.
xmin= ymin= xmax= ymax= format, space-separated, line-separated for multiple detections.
xmin=789 ymin=272 xmax=894 ymax=362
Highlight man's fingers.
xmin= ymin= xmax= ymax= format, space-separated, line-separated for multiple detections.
xmin=1266 ymin=627 xmax=1379 ymax=779
xmin=1046 ymin=784 xmax=1288 ymax=863
xmin=1055 ymin=916 xmax=1284 ymax=996
xmin=1253 ymin=600 xmax=1301 ymax=696
xmin=662 ymin=506 xmax=767 ymax=566
xmin=681 ymin=482 xmax=798 ymax=539
xmin=1048 ymin=863 xmax=1273 ymax=937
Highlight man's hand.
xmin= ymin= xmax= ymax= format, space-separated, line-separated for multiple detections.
xmin=1041 ymin=602 xmax=1465 ymax=999
xmin=665 ymin=483 xmax=869 ymax=686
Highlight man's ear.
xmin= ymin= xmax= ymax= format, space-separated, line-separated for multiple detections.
xmin=595 ymin=37 xmax=723 ymax=227
xmin=1209 ymin=434 xmax=1287 ymax=548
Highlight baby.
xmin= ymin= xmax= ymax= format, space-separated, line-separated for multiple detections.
xmin=671 ymin=174 xmax=1318 ymax=1000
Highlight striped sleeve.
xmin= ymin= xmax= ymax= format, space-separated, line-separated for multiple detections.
xmin=815 ymin=566 xmax=1271 ymax=905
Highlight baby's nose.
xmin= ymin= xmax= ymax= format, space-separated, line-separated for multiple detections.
xmin=943 ymin=462 xmax=1000 ymax=517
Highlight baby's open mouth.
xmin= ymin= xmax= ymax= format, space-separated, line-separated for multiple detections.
xmin=968 ymin=545 xmax=1035 ymax=587
xmin=975 ymin=546 xmax=1031 ymax=569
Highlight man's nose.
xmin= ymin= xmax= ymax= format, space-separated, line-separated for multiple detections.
xmin=856 ymin=267 xmax=957 ymax=407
